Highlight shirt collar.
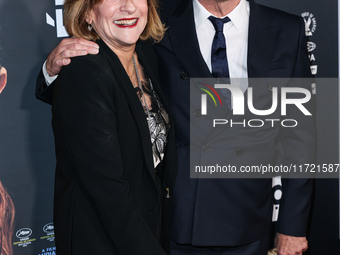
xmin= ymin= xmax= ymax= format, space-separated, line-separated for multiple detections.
xmin=193 ymin=0 xmax=249 ymax=31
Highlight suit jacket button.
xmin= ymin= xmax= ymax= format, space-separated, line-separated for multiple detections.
xmin=235 ymin=148 xmax=245 ymax=156
xmin=202 ymin=144 xmax=212 ymax=152
xmin=180 ymin=71 xmax=189 ymax=80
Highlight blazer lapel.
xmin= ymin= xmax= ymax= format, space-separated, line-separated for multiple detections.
xmin=165 ymin=0 xmax=211 ymax=78
xmin=98 ymin=40 xmax=157 ymax=187
xmin=136 ymin=42 xmax=178 ymax=192
xmin=247 ymin=0 xmax=277 ymax=78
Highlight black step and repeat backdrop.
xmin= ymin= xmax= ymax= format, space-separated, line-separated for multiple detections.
xmin=0 ymin=0 xmax=339 ymax=254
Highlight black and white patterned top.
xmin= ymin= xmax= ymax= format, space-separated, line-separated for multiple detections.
xmin=135 ymin=79 xmax=170 ymax=168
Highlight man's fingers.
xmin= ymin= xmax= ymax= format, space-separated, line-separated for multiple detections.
xmin=59 ymin=37 xmax=99 ymax=54
xmin=62 ymin=58 xmax=71 ymax=66
xmin=61 ymin=37 xmax=99 ymax=49
xmin=54 ymin=58 xmax=71 ymax=68
xmin=70 ymin=37 xmax=99 ymax=48
xmin=46 ymin=37 xmax=99 ymax=76
xmin=301 ymin=242 xmax=308 ymax=252
xmin=54 ymin=59 xmax=65 ymax=70
xmin=275 ymin=233 xmax=308 ymax=255
xmin=53 ymin=38 xmax=99 ymax=59
xmin=57 ymin=45 xmax=98 ymax=58
xmin=88 ymin=47 xmax=100 ymax=54
xmin=68 ymin=43 xmax=99 ymax=54
xmin=50 ymin=58 xmax=69 ymax=72
xmin=61 ymin=49 xmax=88 ymax=59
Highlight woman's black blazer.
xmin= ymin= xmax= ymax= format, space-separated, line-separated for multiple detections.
xmin=51 ymin=40 xmax=177 ymax=255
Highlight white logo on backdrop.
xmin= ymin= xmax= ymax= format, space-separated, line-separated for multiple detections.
xmin=46 ymin=0 xmax=69 ymax=38
xmin=16 ymin=228 xmax=32 ymax=239
xmin=309 ymin=54 xmax=316 ymax=61
xmin=301 ymin=12 xmax=317 ymax=36
xmin=310 ymin=65 xmax=318 ymax=75
xmin=302 ymin=12 xmax=318 ymax=75
xmin=307 ymin=42 xmax=317 ymax=52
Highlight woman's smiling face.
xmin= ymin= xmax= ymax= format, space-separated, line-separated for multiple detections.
xmin=87 ymin=0 xmax=148 ymax=49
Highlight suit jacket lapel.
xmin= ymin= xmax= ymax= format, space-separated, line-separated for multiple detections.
xmin=165 ymin=0 xmax=211 ymax=78
xmin=247 ymin=0 xmax=277 ymax=78
xmin=98 ymin=40 xmax=157 ymax=187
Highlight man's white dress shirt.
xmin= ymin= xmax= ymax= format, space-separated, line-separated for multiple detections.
xmin=193 ymin=0 xmax=249 ymax=79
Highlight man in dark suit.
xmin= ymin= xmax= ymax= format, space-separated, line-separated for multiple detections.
xmin=37 ymin=0 xmax=315 ymax=254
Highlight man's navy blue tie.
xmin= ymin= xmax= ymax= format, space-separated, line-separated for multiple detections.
xmin=208 ymin=16 xmax=231 ymax=108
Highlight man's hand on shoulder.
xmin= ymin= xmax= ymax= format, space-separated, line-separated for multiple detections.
xmin=46 ymin=37 xmax=99 ymax=77
xmin=275 ymin=232 xmax=308 ymax=255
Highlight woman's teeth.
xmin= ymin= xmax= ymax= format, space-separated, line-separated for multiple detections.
xmin=114 ymin=19 xmax=137 ymax=26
